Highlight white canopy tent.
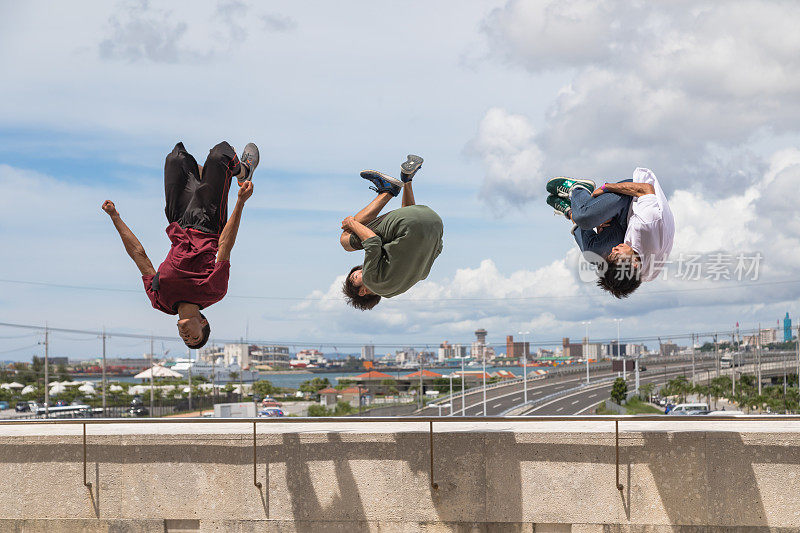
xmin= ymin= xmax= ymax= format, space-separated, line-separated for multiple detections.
xmin=20 ymin=385 xmax=35 ymax=395
xmin=0 ymin=382 xmax=24 ymax=390
xmin=134 ymin=365 xmax=182 ymax=380
xmin=78 ymin=383 xmax=96 ymax=394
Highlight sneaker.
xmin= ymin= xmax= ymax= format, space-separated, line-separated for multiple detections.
xmin=237 ymin=143 xmax=259 ymax=185
xmin=546 ymin=177 xmax=595 ymax=198
xmin=360 ymin=170 xmax=403 ymax=197
xmin=547 ymin=194 xmax=572 ymax=219
xmin=400 ymin=154 xmax=424 ymax=183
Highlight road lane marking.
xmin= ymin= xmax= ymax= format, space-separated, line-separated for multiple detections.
xmin=493 ymin=403 xmax=503 ymax=408
xmin=556 ymin=406 xmax=564 ymax=412
xmin=571 ymin=400 xmax=580 ymax=405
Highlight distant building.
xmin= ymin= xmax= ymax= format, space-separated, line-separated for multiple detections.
xmin=251 ymin=345 xmax=291 ymax=369
xmin=562 ymin=338 xmax=583 ymax=359
xmin=744 ymin=328 xmax=778 ymax=346
xmin=291 ymin=349 xmax=325 ymax=367
xmin=660 ymin=342 xmax=679 ymax=357
xmin=785 ymin=313 xmax=793 ymax=342
xmin=505 ymin=335 xmax=530 ymax=360
xmin=48 ymin=356 xmax=69 ymax=367
xmin=224 ymin=343 xmax=251 ymax=368
xmin=607 ymin=341 xmax=627 ymax=358
xmin=583 ymin=342 xmax=603 ymax=360
xmin=361 ymin=345 xmax=375 ymax=361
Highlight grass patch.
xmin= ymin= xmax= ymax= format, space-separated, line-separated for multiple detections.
xmin=594 ymin=401 xmax=613 ymax=415
xmin=624 ymin=397 xmax=663 ymax=414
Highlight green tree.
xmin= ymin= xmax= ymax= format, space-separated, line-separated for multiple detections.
xmin=57 ymin=363 xmax=70 ymax=382
xmin=639 ymin=382 xmax=655 ymax=402
xmin=308 ymin=404 xmax=330 ymax=417
xmin=298 ymin=377 xmax=330 ymax=394
xmin=610 ymin=378 xmax=628 ymax=405
xmin=253 ymin=379 xmax=278 ymax=398
xmin=333 ymin=401 xmax=354 ymax=416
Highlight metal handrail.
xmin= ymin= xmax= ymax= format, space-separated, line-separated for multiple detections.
xmin=3 ymin=415 xmax=799 ymax=497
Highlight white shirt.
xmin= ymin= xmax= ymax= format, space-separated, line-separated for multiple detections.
xmin=624 ymin=168 xmax=675 ymax=282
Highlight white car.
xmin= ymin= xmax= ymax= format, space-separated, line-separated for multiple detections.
xmin=668 ymin=403 xmax=709 ymax=415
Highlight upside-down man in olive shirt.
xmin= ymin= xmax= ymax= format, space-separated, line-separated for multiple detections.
xmin=340 ymin=155 xmax=444 ymax=310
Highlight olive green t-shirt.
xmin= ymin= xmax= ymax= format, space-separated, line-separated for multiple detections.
xmin=349 ymin=205 xmax=443 ymax=298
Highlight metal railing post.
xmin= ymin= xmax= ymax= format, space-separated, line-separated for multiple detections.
xmin=429 ymin=421 xmax=438 ymax=490
xmin=615 ymin=420 xmax=623 ymax=491
xmin=83 ymin=422 xmax=92 ymax=489
xmin=253 ymin=421 xmax=262 ymax=489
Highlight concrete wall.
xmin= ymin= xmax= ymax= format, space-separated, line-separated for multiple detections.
xmin=1 ymin=422 xmax=800 ymax=532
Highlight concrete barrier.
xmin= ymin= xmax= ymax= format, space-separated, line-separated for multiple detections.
xmin=1 ymin=421 xmax=800 ymax=531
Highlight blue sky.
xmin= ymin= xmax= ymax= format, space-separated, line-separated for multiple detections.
xmin=2 ymin=0 xmax=800 ymax=361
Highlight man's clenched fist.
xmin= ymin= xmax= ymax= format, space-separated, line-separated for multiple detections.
xmin=102 ymin=200 xmax=118 ymax=217
xmin=238 ymin=181 xmax=254 ymax=202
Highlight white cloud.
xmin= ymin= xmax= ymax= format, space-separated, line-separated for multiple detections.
xmin=475 ymin=0 xmax=800 ymax=204
xmin=466 ymin=108 xmax=544 ymax=208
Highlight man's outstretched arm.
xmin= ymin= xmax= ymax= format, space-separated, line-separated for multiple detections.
xmin=217 ymin=181 xmax=254 ymax=263
xmin=592 ymin=181 xmax=655 ymax=198
xmin=101 ymin=200 xmax=156 ymax=277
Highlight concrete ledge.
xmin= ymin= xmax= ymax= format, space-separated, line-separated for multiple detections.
xmin=2 ymin=424 xmax=800 ymax=530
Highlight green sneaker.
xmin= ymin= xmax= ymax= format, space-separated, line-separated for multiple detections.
xmin=546 ymin=177 xmax=596 ymax=198
xmin=546 ymin=194 xmax=572 ymax=219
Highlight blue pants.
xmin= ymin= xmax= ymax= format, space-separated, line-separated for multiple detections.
xmin=571 ymin=179 xmax=632 ymax=259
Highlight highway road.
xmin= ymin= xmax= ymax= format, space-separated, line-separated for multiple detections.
xmin=418 ymin=359 xmax=718 ymax=417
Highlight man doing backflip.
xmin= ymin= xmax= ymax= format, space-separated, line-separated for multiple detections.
xmin=102 ymin=141 xmax=259 ymax=347
xmin=340 ymin=155 xmax=444 ymax=310
xmin=546 ymin=167 xmax=674 ymax=298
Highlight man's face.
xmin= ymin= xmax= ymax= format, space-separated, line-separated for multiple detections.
xmin=177 ymin=316 xmax=207 ymax=346
xmin=608 ymin=243 xmax=638 ymax=265
xmin=349 ymin=269 xmax=373 ymax=297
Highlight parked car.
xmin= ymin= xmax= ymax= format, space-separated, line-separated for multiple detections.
xmin=668 ymin=403 xmax=709 ymax=415
xmin=261 ymin=397 xmax=282 ymax=408
xmin=0 ymin=401 xmax=9 ymax=410
xmin=258 ymin=407 xmax=284 ymax=417
xmin=125 ymin=406 xmax=149 ymax=417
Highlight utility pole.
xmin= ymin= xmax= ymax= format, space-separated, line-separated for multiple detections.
xmin=582 ymin=322 xmax=590 ymax=384
xmin=44 ymin=325 xmax=49 ymax=418
xmin=691 ymin=333 xmax=696 ymax=385
xmin=634 ymin=356 xmax=640 ymax=394
xmin=418 ymin=352 xmax=423 ymax=410
xmin=102 ymin=327 xmax=107 ymax=417
xmin=731 ymin=331 xmax=736 ymax=397
xmin=149 ymin=335 xmax=154 ymax=417
xmin=714 ymin=332 xmax=719 ymax=378
xmin=757 ymin=324 xmax=762 ymax=397
xmin=188 ymin=348 xmax=193 ymax=412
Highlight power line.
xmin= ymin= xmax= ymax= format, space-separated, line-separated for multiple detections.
xmin=0 ymin=319 xmax=769 ymax=350
xmin=1 ymin=277 xmax=799 ymax=302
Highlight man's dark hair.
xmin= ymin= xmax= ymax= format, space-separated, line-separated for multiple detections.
xmin=342 ymin=266 xmax=381 ymax=310
xmin=597 ymin=260 xmax=642 ymax=299
xmin=186 ymin=312 xmax=211 ymax=349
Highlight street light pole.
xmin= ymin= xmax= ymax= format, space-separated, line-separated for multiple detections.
xmin=691 ymin=333 xmax=696 ymax=385
xmin=149 ymin=335 xmax=154 ymax=417
xmin=582 ymin=322 xmax=591 ymax=384
xmin=460 ymin=354 xmax=465 ymax=417
xmin=449 ymin=373 xmax=453 ymax=416
xmin=518 ymin=331 xmax=530 ymax=405
xmin=44 ymin=325 xmax=49 ymax=419
xmin=101 ymin=327 xmax=107 ymax=417
xmin=614 ymin=319 xmax=624 ymax=379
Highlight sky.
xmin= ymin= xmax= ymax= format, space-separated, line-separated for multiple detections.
xmin=2 ymin=0 xmax=800 ymax=361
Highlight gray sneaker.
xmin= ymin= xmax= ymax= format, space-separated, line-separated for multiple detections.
xmin=400 ymin=155 xmax=423 ymax=183
xmin=238 ymin=143 xmax=259 ymax=184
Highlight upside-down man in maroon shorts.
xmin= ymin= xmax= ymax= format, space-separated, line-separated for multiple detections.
xmin=101 ymin=141 xmax=259 ymax=348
